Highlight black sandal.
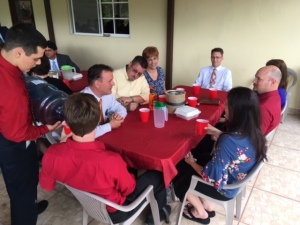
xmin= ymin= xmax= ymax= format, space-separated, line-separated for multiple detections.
xmin=185 ymin=203 xmax=215 ymax=218
xmin=182 ymin=206 xmax=210 ymax=224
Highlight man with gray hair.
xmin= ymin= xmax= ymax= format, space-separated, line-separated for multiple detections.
xmin=253 ymin=65 xmax=282 ymax=134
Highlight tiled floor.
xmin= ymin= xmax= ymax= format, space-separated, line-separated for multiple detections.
xmin=0 ymin=113 xmax=300 ymax=225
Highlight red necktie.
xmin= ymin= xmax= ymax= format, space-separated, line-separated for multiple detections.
xmin=99 ymin=98 xmax=105 ymax=125
xmin=210 ymin=68 xmax=216 ymax=88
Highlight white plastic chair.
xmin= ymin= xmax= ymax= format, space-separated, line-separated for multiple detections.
xmin=176 ymin=158 xmax=266 ymax=225
xmin=265 ymin=126 xmax=278 ymax=148
xmin=281 ymin=68 xmax=298 ymax=123
xmin=64 ymin=184 xmax=160 ymax=225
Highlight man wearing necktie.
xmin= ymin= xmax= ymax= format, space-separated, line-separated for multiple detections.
xmin=81 ymin=64 xmax=127 ymax=138
xmin=0 ymin=24 xmax=61 ymax=225
xmin=44 ymin=40 xmax=80 ymax=73
xmin=210 ymin=68 xmax=217 ymax=88
xmin=195 ymin=48 xmax=232 ymax=91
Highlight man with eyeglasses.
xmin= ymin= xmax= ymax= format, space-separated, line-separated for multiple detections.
xmin=112 ymin=55 xmax=150 ymax=111
xmin=44 ymin=40 xmax=80 ymax=73
xmin=195 ymin=47 xmax=232 ymax=91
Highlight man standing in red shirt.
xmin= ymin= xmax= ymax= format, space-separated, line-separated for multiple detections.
xmin=39 ymin=93 xmax=171 ymax=224
xmin=0 ymin=24 xmax=61 ymax=225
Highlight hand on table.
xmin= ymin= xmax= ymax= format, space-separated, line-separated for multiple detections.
xmin=110 ymin=113 xmax=124 ymax=121
xmin=109 ymin=118 xmax=124 ymax=129
xmin=205 ymin=124 xmax=222 ymax=141
xmin=117 ymin=96 xmax=131 ymax=105
xmin=129 ymin=102 xmax=139 ymax=111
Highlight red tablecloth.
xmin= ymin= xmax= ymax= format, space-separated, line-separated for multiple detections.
xmin=97 ymin=85 xmax=227 ymax=187
xmin=69 ymin=70 xmax=88 ymax=93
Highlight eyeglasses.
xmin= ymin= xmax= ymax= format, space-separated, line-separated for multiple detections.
xmin=132 ymin=68 xmax=143 ymax=77
xmin=211 ymin=56 xmax=222 ymax=59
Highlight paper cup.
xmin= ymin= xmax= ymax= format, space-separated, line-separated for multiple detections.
xmin=196 ymin=119 xmax=209 ymax=135
xmin=63 ymin=125 xmax=72 ymax=135
xmin=188 ymin=96 xmax=198 ymax=107
xmin=158 ymin=95 xmax=166 ymax=103
xmin=192 ymin=84 xmax=201 ymax=96
xmin=139 ymin=108 xmax=150 ymax=122
xmin=209 ymin=88 xmax=218 ymax=99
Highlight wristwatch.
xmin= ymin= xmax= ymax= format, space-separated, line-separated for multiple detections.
xmin=130 ymin=96 xmax=134 ymax=102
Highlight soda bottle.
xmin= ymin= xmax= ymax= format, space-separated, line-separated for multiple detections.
xmin=149 ymin=86 xmax=157 ymax=110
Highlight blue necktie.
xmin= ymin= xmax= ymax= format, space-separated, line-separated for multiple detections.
xmin=0 ymin=33 xmax=4 ymax=43
xmin=52 ymin=61 xmax=59 ymax=72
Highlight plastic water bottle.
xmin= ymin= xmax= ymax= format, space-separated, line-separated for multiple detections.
xmin=26 ymin=76 xmax=68 ymax=124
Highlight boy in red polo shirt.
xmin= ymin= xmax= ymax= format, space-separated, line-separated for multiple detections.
xmin=39 ymin=93 xmax=170 ymax=224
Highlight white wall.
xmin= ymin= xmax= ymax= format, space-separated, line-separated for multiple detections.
xmin=0 ymin=0 xmax=12 ymax=27
xmin=1 ymin=0 xmax=299 ymax=109
xmin=47 ymin=0 xmax=167 ymax=71
xmin=173 ymin=0 xmax=300 ymax=109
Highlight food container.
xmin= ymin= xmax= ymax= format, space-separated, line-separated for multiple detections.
xmin=165 ymin=90 xmax=186 ymax=113
xmin=174 ymin=105 xmax=201 ymax=120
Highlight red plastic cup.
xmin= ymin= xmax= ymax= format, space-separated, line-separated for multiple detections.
xmin=63 ymin=124 xmax=72 ymax=135
xmin=192 ymin=84 xmax=201 ymax=96
xmin=209 ymin=88 xmax=218 ymax=99
xmin=139 ymin=108 xmax=150 ymax=122
xmin=158 ymin=95 xmax=166 ymax=103
xmin=63 ymin=79 xmax=71 ymax=88
xmin=196 ymin=119 xmax=209 ymax=135
xmin=188 ymin=97 xmax=198 ymax=107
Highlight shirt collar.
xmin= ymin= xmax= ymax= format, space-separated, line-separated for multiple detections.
xmin=65 ymin=137 xmax=106 ymax=151
xmin=212 ymin=65 xmax=222 ymax=71
xmin=0 ymin=54 xmax=22 ymax=76
xmin=258 ymin=90 xmax=278 ymax=100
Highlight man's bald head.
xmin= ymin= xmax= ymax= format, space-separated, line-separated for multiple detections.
xmin=253 ymin=65 xmax=281 ymax=94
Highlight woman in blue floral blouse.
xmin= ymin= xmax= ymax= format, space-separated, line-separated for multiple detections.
xmin=173 ymin=87 xmax=267 ymax=224
xmin=142 ymin=46 xmax=166 ymax=95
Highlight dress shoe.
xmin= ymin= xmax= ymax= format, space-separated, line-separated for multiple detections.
xmin=146 ymin=205 xmax=171 ymax=225
xmin=38 ymin=200 xmax=49 ymax=214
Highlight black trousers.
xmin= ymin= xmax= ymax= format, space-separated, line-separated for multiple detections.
xmin=173 ymin=159 xmax=231 ymax=202
xmin=109 ymin=170 xmax=166 ymax=224
xmin=0 ymin=133 xmax=39 ymax=225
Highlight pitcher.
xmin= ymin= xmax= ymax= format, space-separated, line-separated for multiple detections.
xmin=153 ymin=101 xmax=168 ymax=128
xmin=60 ymin=65 xmax=76 ymax=80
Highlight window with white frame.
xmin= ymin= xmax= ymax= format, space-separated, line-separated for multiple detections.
xmin=69 ymin=0 xmax=129 ymax=37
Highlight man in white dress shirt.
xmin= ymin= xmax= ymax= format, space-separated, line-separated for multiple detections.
xmin=81 ymin=64 xmax=127 ymax=138
xmin=195 ymin=47 xmax=232 ymax=91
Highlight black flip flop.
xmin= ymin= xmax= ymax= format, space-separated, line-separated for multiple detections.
xmin=182 ymin=206 xmax=210 ymax=224
xmin=185 ymin=203 xmax=215 ymax=218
